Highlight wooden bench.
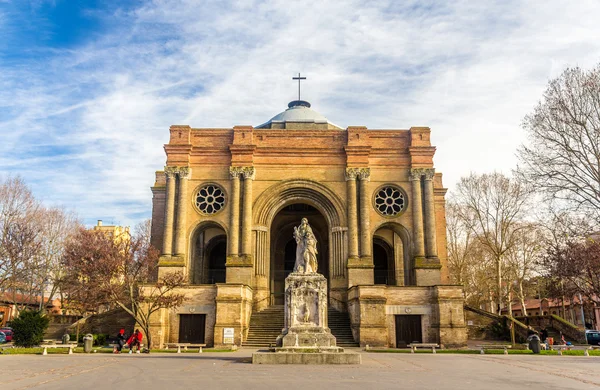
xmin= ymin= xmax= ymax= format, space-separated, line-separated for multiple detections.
xmin=165 ymin=343 xmax=207 ymax=353
xmin=478 ymin=344 xmax=512 ymax=355
xmin=408 ymin=343 xmax=439 ymax=354
xmin=42 ymin=344 xmax=75 ymax=355
xmin=549 ymin=345 xmax=571 ymax=355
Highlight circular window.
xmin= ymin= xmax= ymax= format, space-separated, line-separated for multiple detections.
xmin=195 ymin=184 xmax=226 ymax=215
xmin=374 ymin=186 xmax=406 ymax=216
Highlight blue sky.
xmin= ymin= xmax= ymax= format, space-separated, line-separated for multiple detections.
xmin=1 ymin=0 xmax=600 ymax=227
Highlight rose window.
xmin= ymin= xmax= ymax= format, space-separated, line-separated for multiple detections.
xmin=195 ymin=185 xmax=226 ymax=214
xmin=374 ymin=186 xmax=406 ymax=216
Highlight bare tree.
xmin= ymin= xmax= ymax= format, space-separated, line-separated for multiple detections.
xmin=453 ymin=172 xmax=532 ymax=313
xmin=61 ymin=220 xmax=186 ymax=349
xmin=446 ymin=200 xmax=476 ymax=286
xmin=505 ymin=223 xmax=545 ymax=316
xmin=517 ymin=64 xmax=600 ymax=225
xmin=37 ymin=207 xmax=80 ymax=311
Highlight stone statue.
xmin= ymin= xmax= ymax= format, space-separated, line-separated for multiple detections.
xmin=293 ymin=218 xmax=318 ymax=274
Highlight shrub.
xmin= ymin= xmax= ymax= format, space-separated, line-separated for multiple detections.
xmin=10 ymin=310 xmax=50 ymax=347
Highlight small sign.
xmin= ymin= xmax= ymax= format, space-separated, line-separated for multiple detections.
xmin=223 ymin=328 xmax=235 ymax=344
xmin=467 ymin=320 xmax=474 ymax=326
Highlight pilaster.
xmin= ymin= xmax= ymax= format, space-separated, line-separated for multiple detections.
xmin=160 ymin=166 xmax=177 ymax=258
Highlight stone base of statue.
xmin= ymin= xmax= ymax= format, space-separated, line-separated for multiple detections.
xmin=252 ymin=272 xmax=360 ymax=364
xmin=276 ymin=272 xmax=338 ymax=350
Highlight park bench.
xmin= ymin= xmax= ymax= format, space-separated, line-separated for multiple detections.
xmin=549 ymin=345 xmax=571 ymax=355
xmin=408 ymin=343 xmax=439 ymax=354
xmin=42 ymin=344 xmax=75 ymax=355
xmin=478 ymin=344 xmax=512 ymax=355
xmin=164 ymin=343 xmax=207 ymax=353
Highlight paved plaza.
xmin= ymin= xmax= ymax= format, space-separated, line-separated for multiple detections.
xmin=1 ymin=348 xmax=599 ymax=390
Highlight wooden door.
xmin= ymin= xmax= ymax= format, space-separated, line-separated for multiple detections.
xmin=395 ymin=315 xmax=422 ymax=347
xmin=178 ymin=314 xmax=206 ymax=343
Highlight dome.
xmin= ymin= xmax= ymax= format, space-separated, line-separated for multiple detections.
xmin=256 ymin=100 xmax=341 ymax=130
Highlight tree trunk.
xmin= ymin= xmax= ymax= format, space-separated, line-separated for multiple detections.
xmin=508 ymin=288 xmax=513 ymax=317
xmin=519 ymin=281 xmax=528 ymax=316
xmin=496 ymin=259 xmax=502 ymax=314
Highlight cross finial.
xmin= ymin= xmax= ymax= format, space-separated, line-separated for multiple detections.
xmin=292 ymin=73 xmax=307 ymax=101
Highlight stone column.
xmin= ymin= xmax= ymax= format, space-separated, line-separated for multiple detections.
xmin=410 ymin=168 xmax=425 ymax=260
xmin=174 ymin=167 xmax=191 ymax=257
xmin=228 ymin=167 xmax=242 ymax=256
xmin=240 ymin=167 xmax=255 ymax=256
xmin=358 ymin=168 xmax=371 ymax=258
xmin=423 ymin=168 xmax=438 ymax=259
xmin=345 ymin=168 xmax=359 ymax=259
xmin=161 ymin=167 xmax=177 ymax=256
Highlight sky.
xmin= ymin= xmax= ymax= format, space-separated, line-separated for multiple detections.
xmin=1 ymin=0 xmax=599 ymax=227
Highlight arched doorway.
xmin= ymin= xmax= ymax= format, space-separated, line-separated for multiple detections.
xmin=373 ymin=224 xmax=413 ymax=286
xmin=270 ymin=204 xmax=329 ymax=304
xmin=189 ymin=223 xmax=227 ymax=284
xmin=373 ymin=237 xmax=394 ymax=285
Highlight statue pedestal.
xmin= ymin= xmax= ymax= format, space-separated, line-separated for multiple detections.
xmin=276 ymin=272 xmax=339 ymax=351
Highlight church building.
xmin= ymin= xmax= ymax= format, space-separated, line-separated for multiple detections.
xmin=149 ymin=91 xmax=467 ymax=348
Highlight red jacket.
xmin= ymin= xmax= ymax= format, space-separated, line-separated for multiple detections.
xmin=127 ymin=332 xmax=143 ymax=345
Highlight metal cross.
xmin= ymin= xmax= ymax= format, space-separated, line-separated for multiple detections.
xmin=292 ymin=73 xmax=306 ymax=101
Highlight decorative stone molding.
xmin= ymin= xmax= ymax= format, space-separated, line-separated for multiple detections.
xmin=409 ymin=168 xmax=426 ymax=181
xmin=229 ymin=166 xmax=244 ymax=179
xmin=241 ymin=167 xmax=256 ymax=180
xmin=331 ymin=226 xmax=348 ymax=233
xmin=423 ymin=168 xmax=435 ymax=180
xmin=357 ymin=167 xmax=371 ymax=181
xmin=177 ymin=166 xmax=191 ymax=179
xmin=164 ymin=166 xmax=178 ymax=178
xmin=345 ymin=167 xmax=360 ymax=181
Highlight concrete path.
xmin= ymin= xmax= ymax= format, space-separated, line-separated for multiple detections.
xmin=1 ymin=348 xmax=599 ymax=389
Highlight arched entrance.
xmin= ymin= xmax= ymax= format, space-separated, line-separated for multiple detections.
xmin=270 ymin=204 xmax=329 ymax=304
xmin=189 ymin=223 xmax=227 ymax=284
xmin=373 ymin=223 xmax=413 ymax=286
xmin=252 ymin=180 xmax=347 ymax=308
xmin=373 ymin=237 xmax=394 ymax=285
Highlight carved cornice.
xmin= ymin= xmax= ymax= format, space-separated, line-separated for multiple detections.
xmin=241 ymin=167 xmax=256 ymax=180
xmin=423 ymin=168 xmax=435 ymax=180
xmin=345 ymin=167 xmax=360 ymax=181
xmin=229 ymin=166 xmax=244 ymax=179
xmin=164 ymin=166 xmax=178 ymax=178
xmin=357 ymin=167 xmax=371 ymax=181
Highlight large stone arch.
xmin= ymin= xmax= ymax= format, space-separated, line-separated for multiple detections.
xmin=253 ymin=179 xmax=347 ymax=228
xmin=252 ymin=179 xmax=348 ymax=309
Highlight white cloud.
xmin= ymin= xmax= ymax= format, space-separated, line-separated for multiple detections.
xmin=1 ymin=0 xmax=600 ymax=226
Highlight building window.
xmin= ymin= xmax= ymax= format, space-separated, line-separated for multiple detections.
xmin=374 ymin=185 xmax=406 ymax=216
xmin=194 ymin=184 xmax=226 ymax=214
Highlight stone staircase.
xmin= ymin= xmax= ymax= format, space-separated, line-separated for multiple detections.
xmin=244 ymin=305 xmax=284 ymax=347
xmin=243 ymin=305 xmax=358 ymax=347
xmin=328 ymin=308 xmax=359 ymax=347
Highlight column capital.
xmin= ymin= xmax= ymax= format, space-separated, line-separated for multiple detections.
xmin=357 ymin=168 xmax=371 ymax=181
xmin=164 ymin=166 xmax=178 ymax=178
xmin=241 ymin=167 xmax=256 ymax=180
xmin=345 ymin=167 xmax=360 ymax=181
xmin=423 ymin=168 xmax=435 ymax=181
xmin=409 ymin=168 xmax=426 ymax=181
xmin=177 ymin=166 xmax=192 ymax=180
xmin=229 ymin=166 xmax=244 ymax=179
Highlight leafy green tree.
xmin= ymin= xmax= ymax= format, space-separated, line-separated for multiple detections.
xmin=10 ymin=310 xmax=50 ymax=347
